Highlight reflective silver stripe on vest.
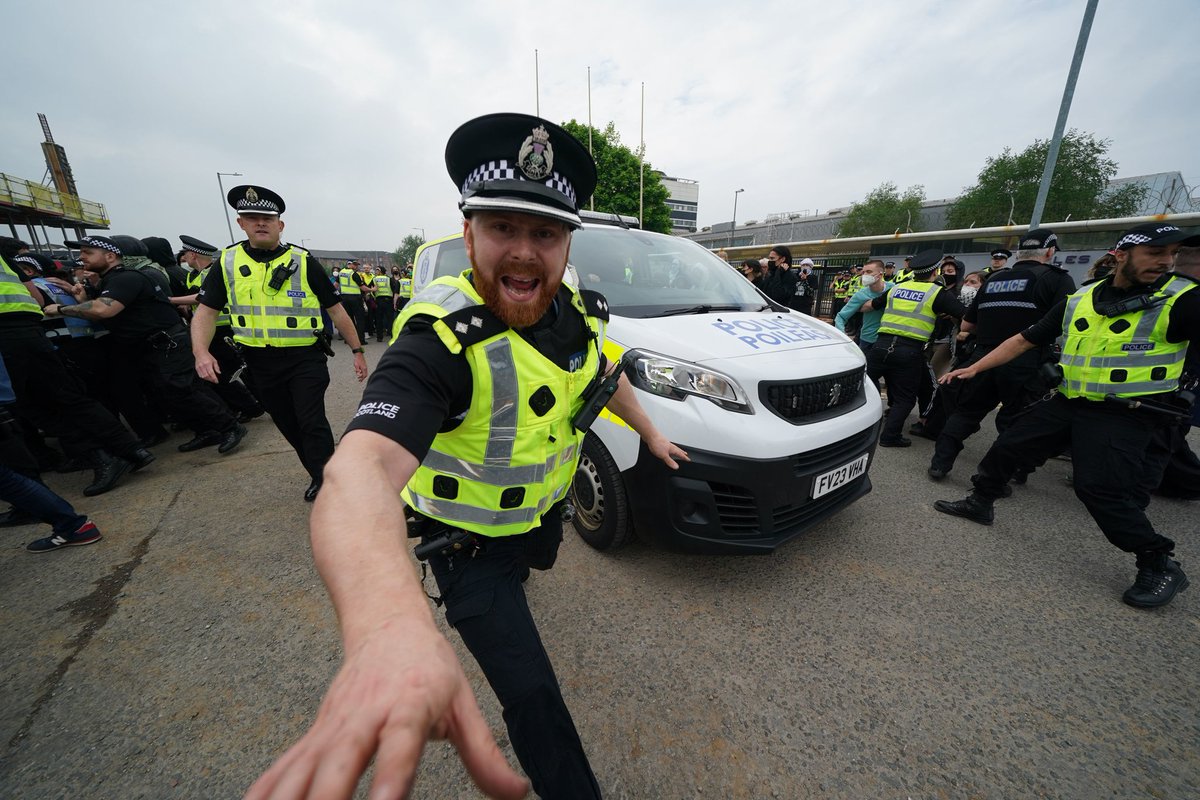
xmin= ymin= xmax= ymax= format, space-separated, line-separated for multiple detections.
xmin=0 ymin=292 xmax=34 ymax=304
xmin=483 ymin=339 xmax=519 ymax=465
xmin=1060 ymin=352 xmax=1182 ymax=369
xmin=422 ymin=448 xmax=546 ymax=486
xmin=1065 ymin=379 xmax=1175 ymax=395
xmin=413 ymin=282 xmax=476 ymax=314
xmin=408 ymin=494 xmax=541 ymax=528
xmin=977 ymin=300 xmax=1037 ymax=310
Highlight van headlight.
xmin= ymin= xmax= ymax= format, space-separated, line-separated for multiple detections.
xmin=627 ymin=352 xmax=753 ymax=413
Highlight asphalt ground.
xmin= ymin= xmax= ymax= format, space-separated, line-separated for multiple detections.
xmin=2 ymin=342 xmax=1197 ymax=799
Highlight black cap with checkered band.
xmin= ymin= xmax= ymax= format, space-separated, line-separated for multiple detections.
xmin=1114 ymin=222 xmax=1194 ymax=250
xmin=227 ymin=185 xmax=285 ymax=216
xmin=1018 ymin=228 xmax=1059 ymax=251
xmin=179 ymin=235 xmax=219 ymax=258
xmin=445 ymin=113 xmax=597 ymax=229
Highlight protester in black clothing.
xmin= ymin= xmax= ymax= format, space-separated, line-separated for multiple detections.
xmin=791 ymin=257 xmax=819 ymax=315
xmin=934 ymin=222 xmax=1200 ymax=608
xmin=928 ymin=230 xmax=1077 ymax=478
xmin=45 ymin=236 xmax=246 ymax=456
xmin=142 ymin=236 xmax=192 ymax=298
xmin=1 ymin=248 xmax=155 ymax=496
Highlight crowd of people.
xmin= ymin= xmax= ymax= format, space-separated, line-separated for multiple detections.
xmin=2 ymin=109 xmax=1198 ymax=797
xmin=0 ymin=193 xmax=420 ymax=550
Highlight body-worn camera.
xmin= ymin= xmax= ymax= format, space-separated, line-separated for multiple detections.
xmin=1093 ymin=292 xmax=1167 ymax=318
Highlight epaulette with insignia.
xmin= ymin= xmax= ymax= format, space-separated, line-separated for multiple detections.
xmin=579 ymin=289 xmax=610 ymax=321
xmin=440 ymin=305 xmax=507 ymax=347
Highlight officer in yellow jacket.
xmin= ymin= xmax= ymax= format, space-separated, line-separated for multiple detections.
xmin=191 ymin=186 xmax=368 ymax=501
xmin=934 ymin=222 xmax=1200 ymax=608
xmin=866 ymin=249 xmax=965 ymax=446
xmin=246 ymin=114 xmax=687 ymax=800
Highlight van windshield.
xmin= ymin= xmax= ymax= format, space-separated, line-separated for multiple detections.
xmin=425 ymin=226 xmax=768 ymax=318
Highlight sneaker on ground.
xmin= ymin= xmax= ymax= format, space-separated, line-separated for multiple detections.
xmin=27 ymin=520 xmax=102 ymax=553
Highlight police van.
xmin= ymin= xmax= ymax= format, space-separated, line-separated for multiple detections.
xmin=409 ymin=213 xmax=883 ymax=554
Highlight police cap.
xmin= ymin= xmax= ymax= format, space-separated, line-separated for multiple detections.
xmin=1018 ymin=228 xmax=1059 ymax=251
xmin=1114 ymin=222 xmax=1194 ymax=250
xmin=227 ymin=185 xmax=285 ymax=216
xmin=13 ymin=253 xmax=54 ymax=275
xmin=446 ymin=113 xmax=597 ymax=229
xmin=110 ymin=235 xmax=149 ymax=257
xmin=990 ymin=248 xmax=1012 ymax=259
xmin=908 ymin=249 xmax=942 ymax=273
xmin=77 ymin=235 xmax=123 ymax=256
xmin=180 ymin=235 xmax=219 ymax=258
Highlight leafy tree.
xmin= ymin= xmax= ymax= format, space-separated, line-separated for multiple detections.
xmin=560 ymin=120 xmax=672 ymax=233
xmin=946 ymin=130 xmax=1147 ymax=229
xmin=391 ymin=234 xmax=425 ymax=267
xmin=838 ymin=182 xmax=926 ymax=237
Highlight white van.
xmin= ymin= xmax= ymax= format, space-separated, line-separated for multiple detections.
xmin=410 ymin=214 xmax=883 ymax=554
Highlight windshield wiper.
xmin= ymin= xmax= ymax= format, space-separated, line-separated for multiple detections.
xmin=658 ymin=304 xmax=745 ymax=317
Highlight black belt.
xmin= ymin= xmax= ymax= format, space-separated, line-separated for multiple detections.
xmin=875 ymin=333 xmax=925 ymax=347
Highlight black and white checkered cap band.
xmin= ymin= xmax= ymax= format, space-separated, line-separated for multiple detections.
xmin=80 ymin=237 xmax=122 ymax=255
xmin=460 ymin=160 xmax=577 ymax=207
xmin=236 ymin=198 xmax=281 ymax=214
xmin=181 ymin=242 xmax=218 ymax=257
xmin=13 ymin=255 xmax=40 ymax=269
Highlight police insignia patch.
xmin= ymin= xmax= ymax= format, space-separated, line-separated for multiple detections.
xmin=245 ymin=187 xmax=259 ymax=203
xmin=517 ymin=125 xmax=553 ymax=180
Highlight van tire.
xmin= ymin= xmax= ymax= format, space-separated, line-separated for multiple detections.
xmin=571 ymin=433 xmax=633 ymax=550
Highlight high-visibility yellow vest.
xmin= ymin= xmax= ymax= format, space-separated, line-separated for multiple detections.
xmin=398 ymin=278 xmax=413 ymax=298
xmin=894 ymin=268 xmax=914 ymax=284
xmin=833 ymin=279 xmax=850 ymax=299
xmin=219 ymin=245 xmax=322 ymax=347
xmin=186 ymin=267 xmax=232 ymax=327
xmin=877 ymin=280 xmax=941 ymax=341
xmin=0 ymin=256 xmax=43 ymax=318
xmin=337 ymin=270 xmax=361 ymax=296
xmin=1058 ymin=276 xmax=1196 ymax=401
xmin=396 ymin=271 xmax=607 ymax=537
xmin=373 ymin=275 xmax=393 ymax=297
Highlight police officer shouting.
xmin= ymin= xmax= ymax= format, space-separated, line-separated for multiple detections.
xmin=866 ymin=249 xmax=965 ymax=447
xmin=45 ymin=236 xmax=247 ymax=456
xmin=192 ymin=186 xmax=368 ymax=501
xmin=934 ymin=222 xmax=1200 ymax=608
xmin=928 ymin=229 xmax=1076 ymax=479
xmin=246 ymin=114 xmax=687 ymax=800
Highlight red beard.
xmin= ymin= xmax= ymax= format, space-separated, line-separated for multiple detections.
xmin=474 ymin=264 xmax=561 ymax=329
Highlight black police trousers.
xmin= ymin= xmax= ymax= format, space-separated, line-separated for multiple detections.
xmin=373 ymin=299 xmax=395 ymax=342
xmin=931 ymin=348 xmax=1045 ymax=471
xmin=137 ymin=330 xmax=237 ymax=436
xmin=0 ymin=325 xmax=143 ymax=461
xmin=866 ymin=335 xmax=924 ymax=443
xmin=427 ymin=515 xmax=602 ymax=800
xmin=339 ymin=297 xmax=368 ymax=343
xmin=971 ymin=393 xmax=1175 ymax=556
xmin=210 ymin=326 xmax=263 ymax=417
xmin=241 ymin=345 xmax=333 ymax=482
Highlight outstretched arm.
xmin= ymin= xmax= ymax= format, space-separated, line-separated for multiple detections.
xmin=605 ymin=371 xmax=689 ymax=470
xmin=244 ymin=430 xmax=529 ymax=800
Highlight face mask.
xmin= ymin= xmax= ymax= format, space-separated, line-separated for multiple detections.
xmin=862 ymin=274 xmax=878 ymax=286
xmin=959 ymin=286 xmax=978 ymax=305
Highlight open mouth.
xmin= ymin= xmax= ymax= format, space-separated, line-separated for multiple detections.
xmin=500 ymin=275 xmax=540 ymax=301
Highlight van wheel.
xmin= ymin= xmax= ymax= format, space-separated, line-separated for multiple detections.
xmin=571 ymin=433 xmax=633 ymax=550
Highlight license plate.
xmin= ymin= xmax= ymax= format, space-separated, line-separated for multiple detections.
xmin=811 ymin=453 xmax=869 ymax=499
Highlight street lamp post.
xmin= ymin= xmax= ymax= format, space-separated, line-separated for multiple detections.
xmin=730 ymin=188 xmax=745 ymax=249
xmin=411 ymin=227 xmax=425 ymax=240
xmin=216 ymin=171 xmax=243 ymax=244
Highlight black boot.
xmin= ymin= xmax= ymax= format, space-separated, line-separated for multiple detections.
xmin=1123 ymin=553 xmax=1190 ymax=609
xmin=933 ymin=493 xmax=994 ymax=525
xmin=84 ymin=450 xmax=133 ymax=497
xmin=217 ymin=424 xmax=248 ymax=455
xmin=178 ymin=431 xmax=222 ymax=452
xmin=127 ymin=447 xmax=156 ymax=472
xmin=304 ymin=479 xmax=322 ymax=502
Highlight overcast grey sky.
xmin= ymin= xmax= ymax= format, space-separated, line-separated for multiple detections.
xmin=5 ymin=0 xmax=1198 ymax=252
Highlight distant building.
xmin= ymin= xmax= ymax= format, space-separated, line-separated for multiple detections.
xmin=656 ymin=172 xmax=699 ymax=234
xmin=685 ymin=172 xmax=1198 ymax=250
